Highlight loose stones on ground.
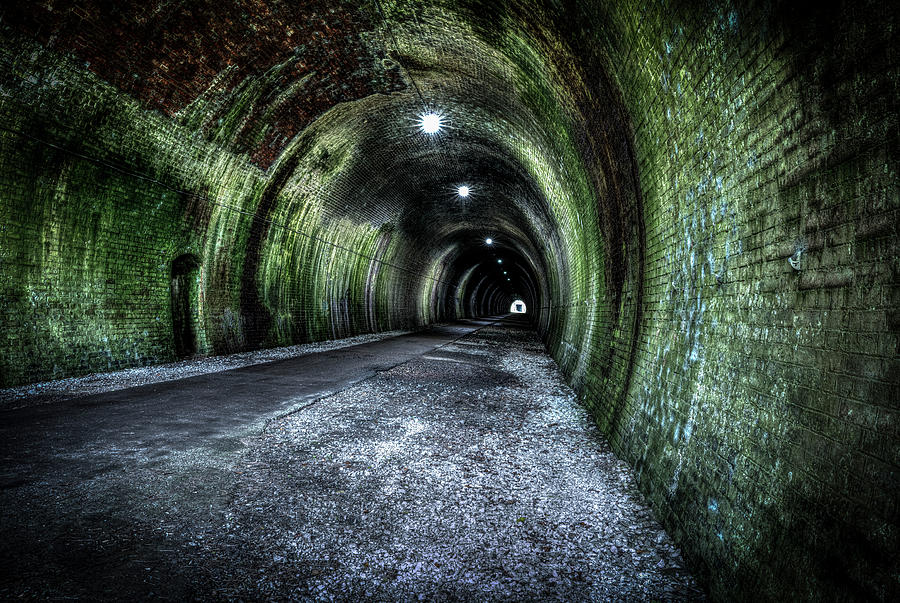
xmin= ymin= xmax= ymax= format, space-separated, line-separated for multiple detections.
xmin=210 ymin=324 xmax=703 ymax=600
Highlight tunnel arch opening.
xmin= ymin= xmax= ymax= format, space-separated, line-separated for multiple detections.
xmin=510 ymin=299 xmax=526 ymax=314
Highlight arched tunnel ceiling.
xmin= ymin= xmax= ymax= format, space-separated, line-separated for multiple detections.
xmin=5 ymin=0 xmax=633 ymax=323
xmin=258 ymin=0 xmax=609 ymax=318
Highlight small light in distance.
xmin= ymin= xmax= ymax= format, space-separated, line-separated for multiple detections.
xmin=458 ymin=185 xmax=470 ymax=197
xmin=485 ymin=237 xmax=493 ymax=245
xmin=503 ymin=271 xmax=507 ymax=274
xmin=497 ymin=259 xmax=503 ymax=264
xmin=419 ymin=112 xmax=443 ymax=134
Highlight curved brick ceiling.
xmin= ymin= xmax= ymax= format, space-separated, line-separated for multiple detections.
xmin=9 ymin=0 xmax=406 ymax=166
xmin=5 ymin=0 xmax=635 ymax=331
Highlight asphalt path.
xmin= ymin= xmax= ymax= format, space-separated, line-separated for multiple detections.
xmin=0 ymin=318 xmax=501 ymax=490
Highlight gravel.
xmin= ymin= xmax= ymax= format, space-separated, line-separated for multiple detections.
xmin=0 ymin=321 xmax=705 ymax=600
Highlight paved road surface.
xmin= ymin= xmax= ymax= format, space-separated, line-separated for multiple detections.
xmin=0 ymin=318 xmax=500 ymax=489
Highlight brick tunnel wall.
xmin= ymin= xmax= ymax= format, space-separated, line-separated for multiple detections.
xmin=0 ymin=1 xmax=897 ymax=600
xmin=581 ymin=2 xmax=899 ymax=600
xmin=0 ymin=53 xmax=434 ymax=383
xmin=0 ymin=5 xmax=454 ymax=386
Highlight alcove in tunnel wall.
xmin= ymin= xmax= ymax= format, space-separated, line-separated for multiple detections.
xmin=0 ymin=1 xmax=897 ymax=601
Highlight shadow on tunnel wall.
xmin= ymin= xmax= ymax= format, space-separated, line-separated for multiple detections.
xmin=567 ymin=1 xmax=899 ymax=601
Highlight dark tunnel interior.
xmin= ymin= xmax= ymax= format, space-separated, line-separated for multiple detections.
xmin=0 ymin=0 xmax=898 ymax=600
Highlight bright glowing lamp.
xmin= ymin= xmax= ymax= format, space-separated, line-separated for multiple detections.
xmin=419 ymin=112 xmax=442 ymax=133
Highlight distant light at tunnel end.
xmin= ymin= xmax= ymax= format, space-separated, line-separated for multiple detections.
xmin=458 ymin=185 xmax=470 ymax=197
xmin=419 ymin=112 xmax=443 ymax=134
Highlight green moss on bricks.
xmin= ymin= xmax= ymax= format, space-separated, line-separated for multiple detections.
xmin=0 ymin=131 xmax=191 ymax=384
xmin=575 ymin=1 xmax=899 ymax=600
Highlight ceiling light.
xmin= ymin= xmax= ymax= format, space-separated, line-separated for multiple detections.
xmin=419 ymin=112 xmax=443 ymax=134
xmin=497 ymin=259 xmax=502 ymax=264
xmin=458 ymin=185 xmax=470 ymax=197
xmin=485 ymin=238 xmax=493 ymax=245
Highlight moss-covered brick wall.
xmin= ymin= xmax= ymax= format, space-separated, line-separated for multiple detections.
xmin=0 ymin=1 xmax=897 ymax=600
xmin=0 ymin=42 xmax=205 ymax=384
xmin=571 ymin=1 xmax=899 ymax=600
xmin=0 ymin=25 xmax=433 ymax=386
xmin=0 ymin=122 xmax=191 ymax=384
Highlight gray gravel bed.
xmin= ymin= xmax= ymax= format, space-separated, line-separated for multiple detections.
xmin=196 ymin=323 xmax=705 ymax=600
xmin=0 ymin=322 xmax=704 ymax=600
xmin=0 ymin=329 xmax=411 ymax=409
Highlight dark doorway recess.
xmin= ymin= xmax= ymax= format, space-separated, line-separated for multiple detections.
xmin=171 ymin=254 xmax=201 ymax=358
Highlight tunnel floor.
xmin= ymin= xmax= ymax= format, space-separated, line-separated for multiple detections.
xmin=0 ymin=318 xmax=704 ymax=600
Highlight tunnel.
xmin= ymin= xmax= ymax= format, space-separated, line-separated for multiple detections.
xmin=0 ymin=0 xmax=897 ymax=600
